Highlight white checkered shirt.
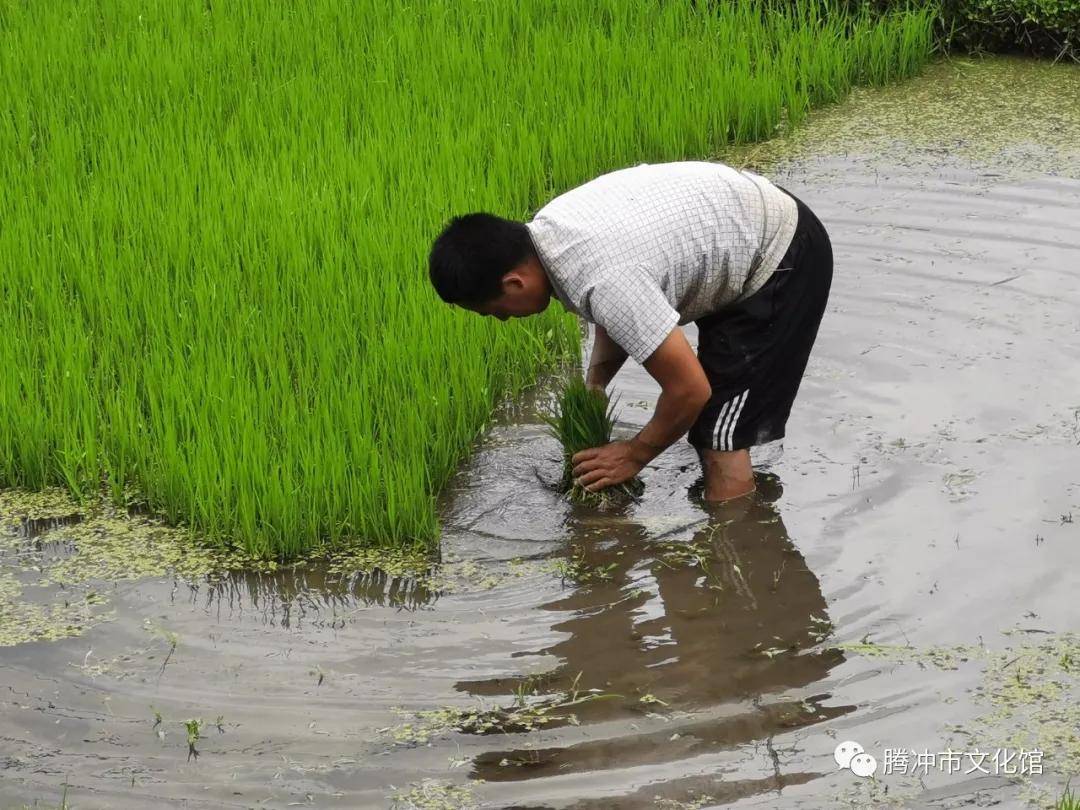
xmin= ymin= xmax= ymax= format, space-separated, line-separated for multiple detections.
xmin=525 ymin=161 xmax=798 ymax=364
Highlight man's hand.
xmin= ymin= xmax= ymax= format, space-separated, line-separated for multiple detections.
xmin=572 ymin=327 xmax=712 ymax=494
xmin=571 ymin=439 xmax=651 ymax=492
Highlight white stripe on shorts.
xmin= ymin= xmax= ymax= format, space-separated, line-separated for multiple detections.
xmin=710 ymin=397 xmax=734 ymax=450
xmin=711 ymin=389 xmax=749 ymax=451
xmin=723 ymin=389 xmax=749 ymax=451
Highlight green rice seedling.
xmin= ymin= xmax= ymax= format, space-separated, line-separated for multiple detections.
xmin=1059 ymin=786 xmax=1080 ymax=810
xmin=185 ymin=717 xmax=202 ymax=762
xmin=0 ymin=0 xmax=937 ymax=558
xmin=541 ymin=377 xmax=645 ymax=507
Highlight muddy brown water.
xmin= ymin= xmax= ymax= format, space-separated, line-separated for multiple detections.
xmin=2 ymin=58 xmax=1080 ymax=809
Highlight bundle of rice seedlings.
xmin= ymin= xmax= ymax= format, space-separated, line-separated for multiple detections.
xmin=541 ymin=377 xmax=645 ymax=507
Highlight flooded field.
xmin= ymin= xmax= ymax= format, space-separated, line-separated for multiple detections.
xmin=2 ymin=57 xmax=1079 ymax=809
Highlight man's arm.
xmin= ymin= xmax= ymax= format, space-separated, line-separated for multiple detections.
xmin=585 ymin=325 xmax=628 ymax=392
xmin=626 ymin=327 xmax=711 ymax=465
xmin=570 ymin=326 xmax=711 ymax=492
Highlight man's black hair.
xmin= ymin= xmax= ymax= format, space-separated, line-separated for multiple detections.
xmin=428 ymin=212 xmax=535 ymax=305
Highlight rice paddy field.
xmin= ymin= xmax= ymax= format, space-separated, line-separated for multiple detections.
xmin=0 ymin=0 xmax=935 ymax=559
xmin=2 ymin=29 xmax=1080 ymax=810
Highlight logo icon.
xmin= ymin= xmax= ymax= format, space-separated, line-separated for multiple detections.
xmin=834 ymin=740 xmax=877 ymax=778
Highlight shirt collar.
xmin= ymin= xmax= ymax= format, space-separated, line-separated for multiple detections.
xmin=526 ymin=220 xmax=574 ymax=311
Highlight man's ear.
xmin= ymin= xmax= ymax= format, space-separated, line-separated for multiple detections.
xmin=502 ymin=269 xmax=526 ymax=293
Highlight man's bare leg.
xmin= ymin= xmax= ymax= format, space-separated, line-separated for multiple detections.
xmin=697 ymin=447 xmax=756 ymax=502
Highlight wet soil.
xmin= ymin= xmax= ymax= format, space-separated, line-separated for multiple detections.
xmin=2 ymin=57 xmax=1079 ymax=809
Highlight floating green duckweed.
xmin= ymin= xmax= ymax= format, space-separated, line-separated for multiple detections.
xmin=389 ymin=779 xmax=481 ymax=810
xmin=839 ymin=629 xmax=1080 ymax=792
xmin=1 ymin=486 xmax=247 ymax=646
xmin=0 ymin=488 xmax=86 ymax=527
xmin=380 ymin=682 xmax=621 ymax=747
xmin=381 ymin=699 xmax=568 ymax=746
xmin=0 ymin=484 xmax=547 ymax=646
xmin=726 ymin=56 xmax=1080 ymax=176
xmin=1 ymin=486 xmax=265 ymax=580
xmin=543 ymin=545 xmax=621 ymax=586
xmin=323 ymin=545 xmax=439 ymax=582
xmin=836 ymin=638 xmax=984 ymax=670
xmin=0 ymin=569 xmax=114 ymax=647
xmin=334 ymin=553 xmax=542 ymax=595
xmin=655 ymin=795 xmax=721 ymax=810
xmin=963 ymin=631 xmax=1080 ymax=784
xmin=0 ymin=486 xmax=443 ymax=647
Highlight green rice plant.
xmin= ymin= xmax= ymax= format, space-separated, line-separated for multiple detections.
xmin=184 ymin=717 xmax=203 ymax=762
xmin=1059 ymin=786 xmax=1080 ymax=810
xmin=0 ymin=0 xmax=936 ymax=558
xmin=541 ymin=377 xmax=645 ymax=507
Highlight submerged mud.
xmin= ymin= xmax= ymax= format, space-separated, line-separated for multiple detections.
xmin=2 ymin=55 xmax=1080 ymax=808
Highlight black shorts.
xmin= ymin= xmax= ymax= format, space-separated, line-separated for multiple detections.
xmin=686 ymin=187 xmax=833 ymax=452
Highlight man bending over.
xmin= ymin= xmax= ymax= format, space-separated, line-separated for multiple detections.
xmin=427 ymin=160 xmax=833 ymax=502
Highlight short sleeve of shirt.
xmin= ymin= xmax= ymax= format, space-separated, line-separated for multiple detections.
xmin=585 ymin=266 xmax=680 ymax=365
